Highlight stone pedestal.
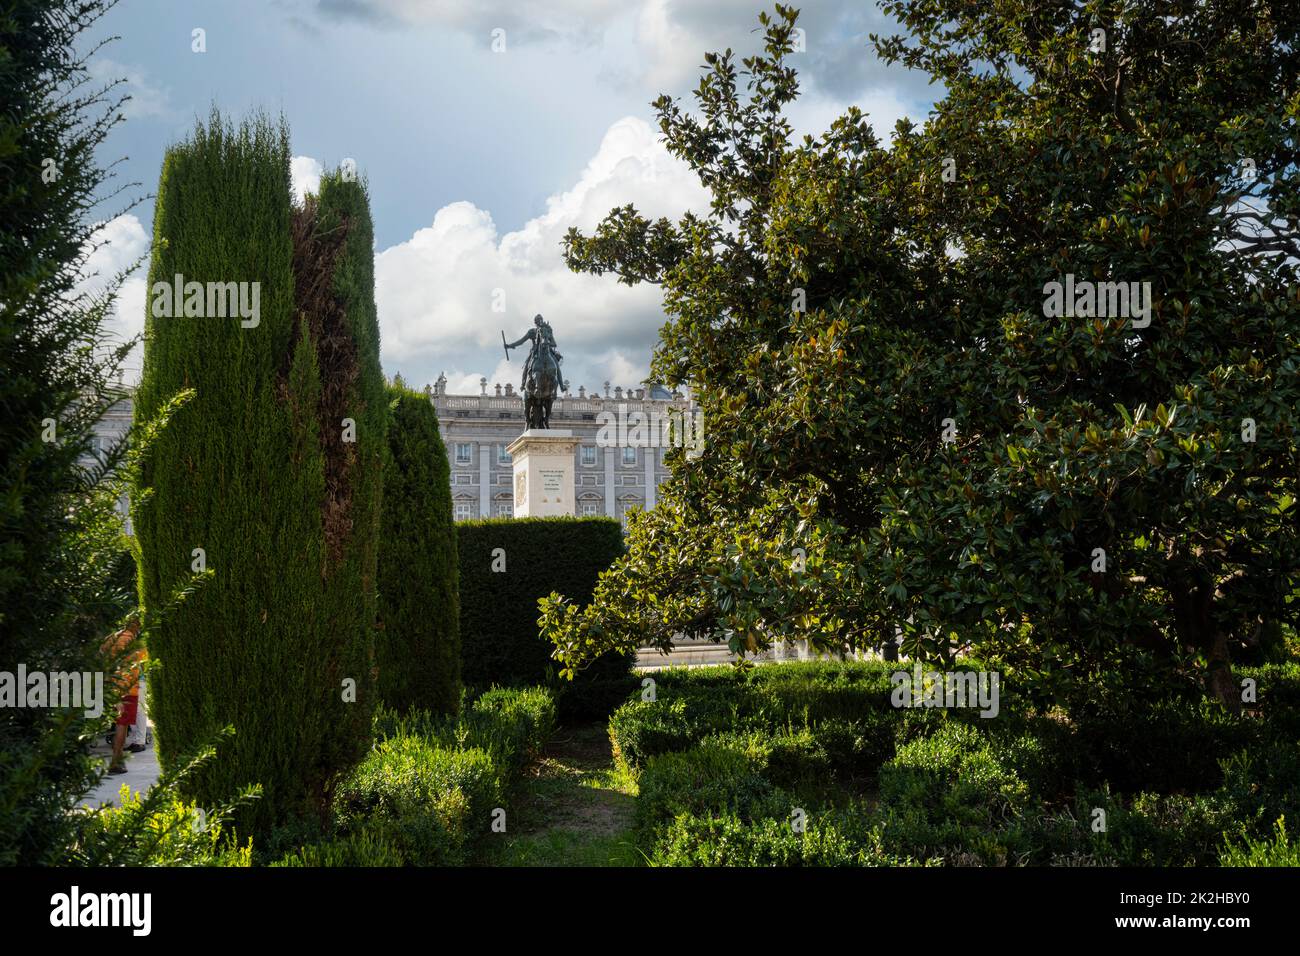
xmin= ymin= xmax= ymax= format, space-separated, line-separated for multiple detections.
xmin=507 ymin=429 xmax=579 ymax=518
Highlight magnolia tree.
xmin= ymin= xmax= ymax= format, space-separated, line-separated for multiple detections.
xmin=540 ymin=3 xmax=1298 ymax=709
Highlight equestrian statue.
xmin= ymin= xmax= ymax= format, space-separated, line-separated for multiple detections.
xmin=503 ymin=314 xmax=567 ymax=430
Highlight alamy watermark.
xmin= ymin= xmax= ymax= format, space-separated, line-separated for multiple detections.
xmin=595 ymin=403 xmax=704 ymax=458
xmin=50 ymin=886 xmax=150 ymax=936
xmin=890 ymin=664 xmax=1001 ymax=718
xmin=1042 ymin=273 xmax=1152 ymax=328
xmin=0 ymin=665 xmax=103 ymax=718
xmin=150 ymin=274 xmax=261 ymax=328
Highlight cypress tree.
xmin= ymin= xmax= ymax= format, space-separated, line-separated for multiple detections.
xmin=376 ymin=383 xmax=462 ymax=715
xmin=133 ymin=113 xmax=385 ymax=833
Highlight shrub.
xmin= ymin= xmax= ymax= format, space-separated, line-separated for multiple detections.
xmin=71 ymin=794 xmax=253 ymax=868
xmin=1214 ymin=743 xmax=1300 ymax=841
xmin=607 ymin=662 xmax=910 ymax=773
xmin=461 ymin=687 xmax=557 ymax=775
xmin=609 ymin=700 xmax=696 ymax=772
xmin=1240 ymin=662 xmax=1300 ymax=736
xmin=876 ymin=722 xmax=1035 ymax=863
xmin=635 ymin=738 xmax=781 ymax=836
xmin=1072 ymin=700 xmax=1259 ymax=794
xmin=1220 ymin=817 xmax=1300 ymax=866
xmin=990 ymin=717 xmax=1085 ymax=801
xmin=269 ymin=825 xmax=406 ymax=867
xmin=609 ymin=686 xmax=772 ymax=771
xmin=371 ymin=702 xmax=456 ymax=746
xmin=281 ymin=688 xmax=554 ymax=866
xmin=763 ymin=729 xmax=834 ymax=792
xmin=749 ymin=661 xmax=897 ymax=721
xmin=648 ymin=811 xmax=882 ymax=867
xmin=1111 ymin=792 xmax=1234 ymax=866
xmin=457 ymin=516 xmax=632 ymax=692
xmin=333 ymin=734 xmax=501 ymax=866
xmin=67 ymin=736 xmax=258 ymax=867
xmin=882 ymin=723 xmax=1031 ymax=820
xmin=133 ymin=114 xmax=386 ymax=835
xmin=812 ymin=715 xmax=898 ymax=779
xmin=376 ymin=382 xmax=461 ymax=715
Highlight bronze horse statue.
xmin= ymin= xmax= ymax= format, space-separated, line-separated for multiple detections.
xmin=504 ymin=315 xmax=566 ymax=430
xmin=524 ymin=339 xmax=562 ymax=429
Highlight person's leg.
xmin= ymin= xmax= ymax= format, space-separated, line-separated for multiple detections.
xmin=109 ymin=694 xmax=138 ymax=773
xmin=109 ymin=724 xmax=128 ymax=772
xmin=127 ymin=676 xmax=148 ymax=751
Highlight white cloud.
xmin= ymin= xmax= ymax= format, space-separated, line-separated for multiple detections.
xmin=76 ymin=117 xmax=713 ymax=394
xmin=88 ymin=59 xmax=178 ymax=121
xmin=318 ymin=0 xmax=618 ymax=40
xmin=787 ymin=86 xmax=915 ymax=144
xmin=632 ymin=0 xmax=701 ymax=92
xmin=291 ymin=155 xmax=323 ymax=204
xmin=310 ymin=0 xmax=932 ymax=108
xmin=370 ymin=115 xmax=712 ymax=395
xmin=76 ymin=214 xmax=150 ymax=384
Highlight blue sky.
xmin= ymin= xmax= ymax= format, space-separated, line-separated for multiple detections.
xmin=86 ymin=0 xmax=937 ymax=394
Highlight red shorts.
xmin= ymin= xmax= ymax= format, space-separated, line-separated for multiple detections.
xmin=116 ymin=694 xmax=139 ymax=727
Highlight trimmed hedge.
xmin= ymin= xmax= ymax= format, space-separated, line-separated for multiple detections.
xmin=376 ymin=384 xmax=461 ymax=715
xmin=332 ymin=735 xmax=501 ymax=866
xmin=461 ymin=687 xmax=558 ymax=775
xmin=609 ymin=660 xmax=900 ymax=771
xmin=635 ymin=737 xmax=778 ymax=835
xmin=457 ymin=516 xmax=632 ymax=707
xmin=316 ymin=686 xmax=556 ymax=866
xmin=617 ymin=659 xmax=1300 ymax=866
xmin=648 ymin=811 xmax=891 ymax=867
xmin=134 ymin=113 xmax=385 ymax=834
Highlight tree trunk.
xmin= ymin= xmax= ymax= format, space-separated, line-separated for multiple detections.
xmin=1171 ymin=575 xmax=1241 ymax=714
xmin=1206 ymin=627 xmax=1241 ymax=715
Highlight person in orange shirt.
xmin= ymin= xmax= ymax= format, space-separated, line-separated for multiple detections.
xmin=101 ymin=619 xmax=144 ymax=775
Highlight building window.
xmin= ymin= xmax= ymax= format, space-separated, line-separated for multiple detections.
xmin=454 ymin=502 xmax=475 ymax=521
xmin=621 ymin=446 xmax=637 ymax=465
xmin=495 ymin=502 xmax=513 ymax=518
xmin=580 ymin=501 xmax=600 ymax=517
xmin=455 ymin=443 xmax=472 ymax=465
xmin=581 ymin=445 xmax=597 ymax=466
xmin=618 ymin=497 xmax=642 ymax=527
xmin=497 ymin=445 xmax=511 ymax=464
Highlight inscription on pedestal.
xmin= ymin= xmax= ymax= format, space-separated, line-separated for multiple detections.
xmin=508 ymin=430 xmax=579 ymax=517
xmin=541 ymin=469 xmax=564 ymax=502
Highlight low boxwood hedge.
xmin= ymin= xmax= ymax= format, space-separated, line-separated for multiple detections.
xmin=271 ymin=686 xmax=557 ymax=867
xmin=619 ymin=659 xmax=1300 ymax=867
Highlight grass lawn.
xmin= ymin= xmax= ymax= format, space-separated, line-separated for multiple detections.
xmin=484 ymin=723 xmax=641 ymax=867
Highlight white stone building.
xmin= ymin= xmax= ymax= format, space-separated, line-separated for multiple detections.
xmin=428 ymin=374 xmax=693 ymax=525
xmin=81 ymin=387 xmax=134 ymax=534
xmin=89 ymin=377 xmax=695 ymax=529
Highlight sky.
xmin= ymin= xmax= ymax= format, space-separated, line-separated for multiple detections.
xmin=84 ymin=0 xmax=938 ymax=395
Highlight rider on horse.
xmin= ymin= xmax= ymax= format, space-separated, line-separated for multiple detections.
xmin=505 ymin=314 xmax=565 ymax=395
xmin=504 ymin=314 xmax=567 ymax=429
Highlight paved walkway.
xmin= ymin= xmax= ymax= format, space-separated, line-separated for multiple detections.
xmin=82 ymin=740 xmax=162 ymax=809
